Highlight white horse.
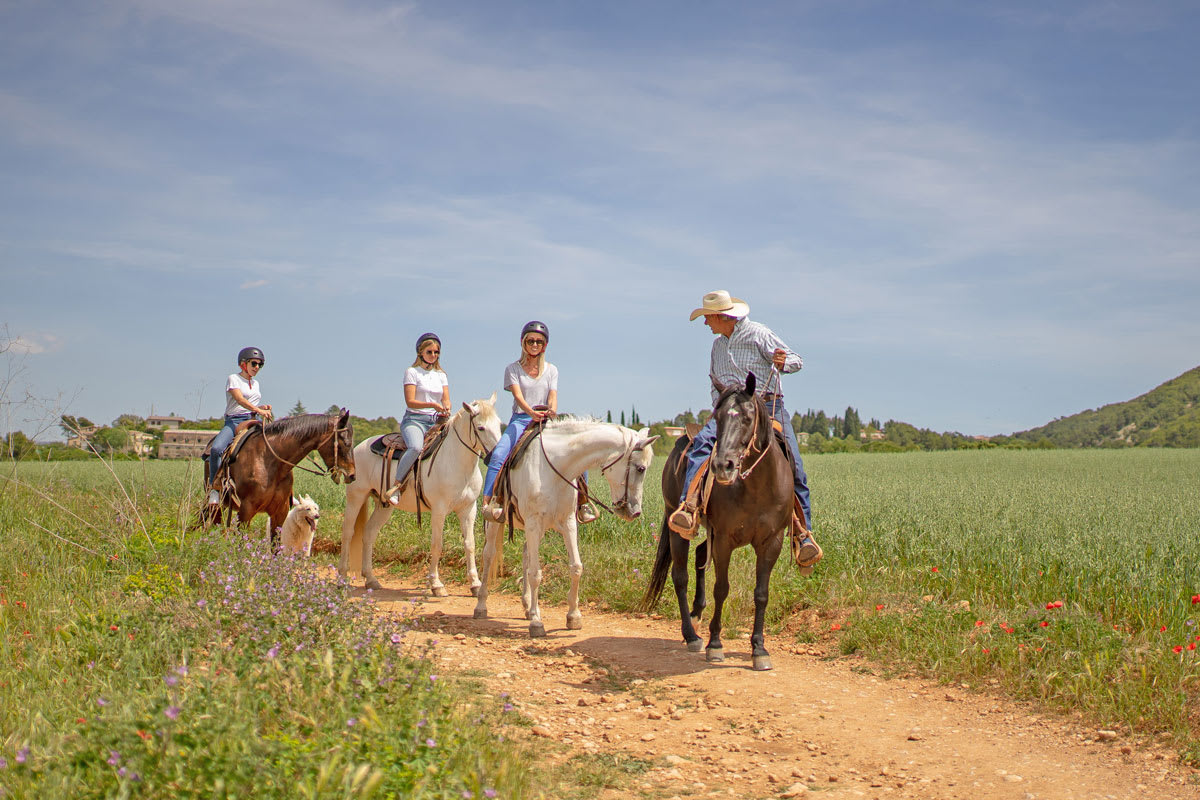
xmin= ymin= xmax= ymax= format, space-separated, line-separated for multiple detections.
xmin=339 ymin=394 xmax=501 ymax=594
xmin=473 ymin=419 xmax=659 ymax=637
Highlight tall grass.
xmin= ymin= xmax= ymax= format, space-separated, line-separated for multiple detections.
xmin=0 ymin=460 xmax=541 ymax=798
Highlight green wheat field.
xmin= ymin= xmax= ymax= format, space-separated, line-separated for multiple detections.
xmin=3 ymin=447 xmax=1200 ymax=796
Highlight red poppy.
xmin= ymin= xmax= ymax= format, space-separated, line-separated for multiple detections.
xmin=930 ymin=567 xmax=939 ymax=573
xmin=1192 ymin=594 xmax=1200 ymax=605
xmin=136 ymin=730 xmax=150 ymax=740
xmin=982 ymin=648 xmax=990 ymax=654
xmin=109 ymin=625 xmax=119 ymax=632
xmin=875 ymin=604 xmax=884 ymax=611
xmin=1174 ymin=645 xmax=1184 ymax=653
xmin=1190 ymin=644 xmax=1197 ymax=652
xmin=975 ymin=620 xmax=985 ymax=627
xmin=76 ymin=717 xmax=86 ymax=724
xmin=1039 ymin=621 xmax=1050 ymax=627
xmin=1161 ymin=626 xmax=1168 ymax=632
xmin=1036 ymin=647 xmax=1043 ymax=652
xmin=830 ymin=623 xmax=842 ymax=631
xmin=1003 ymin=626 xmax=1014 ymax=634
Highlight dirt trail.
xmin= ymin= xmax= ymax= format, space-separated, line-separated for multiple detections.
xmin=366 ymin=569 xmax=1200 ymax=800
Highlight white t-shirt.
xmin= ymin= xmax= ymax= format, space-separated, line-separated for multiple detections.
xmin=224 ymin=374 xmax=261 ymax=417
xmin=404 ymin=366 xmax=449 ymax=415
xmin=503 ymin=360 xmax=559 ymax=417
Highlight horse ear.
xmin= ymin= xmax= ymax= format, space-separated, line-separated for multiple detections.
xmin=634 ymin=435 xmax=660 ymax=451
xmin=487 ymin=391 xmax=497 ymax=405
xmin=745 ymin=371 xmax=757 ymax=395
xmin=462 ymin=401 xmax=475 ymax=415
xmin=339 ymin=408 xmax=350 ymax=423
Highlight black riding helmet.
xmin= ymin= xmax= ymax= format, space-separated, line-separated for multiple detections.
xmin=237 ymin=346 xmax=265 ymax=365
xmin=521 ymin=321 xmax=549 ymax=343
xmin=415 ymin=332 xmax=441 ymax=353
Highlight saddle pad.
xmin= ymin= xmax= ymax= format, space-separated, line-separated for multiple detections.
xmin=369 ymin=433 xmax=408 ymax=459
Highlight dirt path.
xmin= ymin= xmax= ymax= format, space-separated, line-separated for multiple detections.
xmin=366 ymin=569 xmax=1200 ymax=800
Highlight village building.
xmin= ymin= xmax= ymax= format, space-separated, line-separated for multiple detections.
xmin=159 ymin=428 xmax=218 ymax=459
xmin=146 ymin=415 xmax=186 ymax=430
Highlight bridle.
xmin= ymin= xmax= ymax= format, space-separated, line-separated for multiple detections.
xmin=538 ymin=427 xmax=643 ymax=516
xmin=718 ymin=392 xmax=771 ymax=481
xmin=451 ymin=406 xmax=493 ymax=459
xmin=259 ymin=418 xmax=352 ymax=483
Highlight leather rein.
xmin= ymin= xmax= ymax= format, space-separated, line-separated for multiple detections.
xmin=257 ymin=419 xmax=350 ymax=483
xmin=537 ymin=425 xmax=640 ymax=517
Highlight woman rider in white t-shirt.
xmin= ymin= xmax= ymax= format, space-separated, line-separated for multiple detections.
xmin=480 ymin=321 xmax=595 ymax=524
xmin=207 ymin=346 xmax=274 ymax=505
xmin=387 ymin=333 xmax=450 ymax=501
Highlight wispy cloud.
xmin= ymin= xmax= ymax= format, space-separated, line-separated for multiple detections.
xmin=240 ymin=279 xmax=268 ymax=290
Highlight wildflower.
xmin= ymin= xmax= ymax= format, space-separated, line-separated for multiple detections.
xmin=463 ymin=792 xmax=474 ymax=799
xmin=1190 ymin=644 xmax=1197 ymax=652
xmin=430 ymin=674 xmax=439 ymax=682
xmin=1192 ymin=594 xmax=1200 ymax=605
xmin=109 ymin=625 xmax=119 ymax=632
xmin=875 ymin=604 xmax=884 ymax=611
xmin=0 ymin=757 xmax=6 ymax=769
xmin=136 ymin=730 xmax=150 ymax=740
xmin=164 ymin=706 xmax=181 ymax=720
xmin=503 ymin=703 xmax=514 ymax=712
xmin=1002 ymin=626 xmax=1014 ymax=634
xmin=165 ymin=675 xmax=178 ymax=687
xmin=347 ymin=718 xmax=358 ymax=727
xmin=390 ymin=633 xmax=402 ymax=645
xmin=425 ymin=738 xmax=436 ymax=747
xmin=930 ymin=567 xmax=939 ymax=573
xmin=266 ymin=644 xmax=280 ymax=660
xmin=974 ymin=620 xmax=985 ymax=628
xmin=175 ymin=665 xmax=188 ymax=677
xmin=1161 ymin=626 xmax=1168 ymax=632
xmin=830 ymin=623 xmax=842 ymax=631
xmin=1173 ymin=645 xmax=1184 ymax=654
xmin=75 ymin=717 xmax=86 ymax=724
xmin=982 ymin=648 xmax=990 ymax=654
xmin=196 ymin=600 xmax=207 ymax=608
xmin=107 ymin=751 xmax=120 ymax=766
xmin=16 ymin=748 xmax=28 ymax=765
xmin=1039 ymin=621 xmax=1050 ymax=628
xmin=118 ymin=767 xmax=127 ymax=778
xmin=484 ymin=789 xmax=497 ymax=798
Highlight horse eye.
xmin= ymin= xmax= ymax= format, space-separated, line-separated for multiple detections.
xmin=637 ymin=466 xmax=646 ymax=473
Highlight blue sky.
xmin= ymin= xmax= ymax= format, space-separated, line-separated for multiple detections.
xmin=2 ymin=0 xmax=1198 ymax=439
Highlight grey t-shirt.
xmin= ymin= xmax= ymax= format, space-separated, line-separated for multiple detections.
xmin=503 ymin=360 xmax=559 ymax=417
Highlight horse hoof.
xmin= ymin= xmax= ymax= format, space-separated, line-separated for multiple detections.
xmin=566 ymin=616 xmax=583 ymax=631
xmin=529 ymin=622 xmax=547 ymax=638
xmin=686 ymin=639 xmax=703 ymax=653
xmin=472 ymin=608 xmax=488 ymax=620
xmin=365 ymin=578 xmax=383 ymax=591
xmin=431 ymin=585 xmax=448 ymax=598
xmin=705 ymin=647 xmax=725 ymax=663
xmin=752 ymin=655 xmax=773 ymax=671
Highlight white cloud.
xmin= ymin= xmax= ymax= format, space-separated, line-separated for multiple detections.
xmin=240 ymin=279 xmax=268 ymax=289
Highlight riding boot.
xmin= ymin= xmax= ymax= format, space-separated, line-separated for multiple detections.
xmin=385 ymin=470 xmax=413 ymax=506
xmin=667 ymin=503 xmax=699 ymax=539
xmin=480 ymin=496 xmax=506 ymax=523
xmin=790 ymin=496 xmax=822 ymax=572
xmin=576 ymin=501 xmax=598 ymax=525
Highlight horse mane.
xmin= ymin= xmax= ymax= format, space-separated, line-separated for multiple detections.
xmin=544 ymin=416 xmax=607 ymax=435
xmin=264 ymin=413 xmax=334 ymax=438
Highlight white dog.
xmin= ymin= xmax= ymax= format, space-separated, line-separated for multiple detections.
xmin=280 ymin=495 xmax=320 ymax=556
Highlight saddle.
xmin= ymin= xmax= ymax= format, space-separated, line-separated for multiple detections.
xmin=372 ymin=415 xmax=452 ymax=524
xmin=490 ymin=407 xmax=593 ymax=539
xmin=201 ymin=420 xmax=265 ymax=526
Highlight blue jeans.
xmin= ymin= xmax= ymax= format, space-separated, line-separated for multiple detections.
xmin=394 ymin=411 xmax=437 ymax=484
xmin=681 ymin=400 xmax=811 ymax=529
xmin=483 ymin=413 xmax=531 ymax=497
xmin=209 ymin=414 xmax=252 ymax=486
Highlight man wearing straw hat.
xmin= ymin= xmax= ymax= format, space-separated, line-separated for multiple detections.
xmin=668 ymin=290 xmax=822 ymax=569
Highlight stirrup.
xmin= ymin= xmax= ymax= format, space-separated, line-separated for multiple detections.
xmin=667 ymin=504 xmax=699 ymax=540
xmin=576 ymin=502 xmax=598 ymax=524
xmin=792 ymin=524 xmax=822 ymax=572
xmin=385 ymin=474 xmax=411 ymax=506
xmin=481 ymin=500 xmax=505 ymax=523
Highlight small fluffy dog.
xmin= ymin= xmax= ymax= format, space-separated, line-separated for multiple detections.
xmin=280 ymin=495 xmax=320 ymax=556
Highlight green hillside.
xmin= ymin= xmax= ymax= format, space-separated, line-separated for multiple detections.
xmin=1013 ymin=366 xmax=1200 ymax=448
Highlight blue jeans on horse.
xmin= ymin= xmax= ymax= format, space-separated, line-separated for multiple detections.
xmin=483 ymin=412 xmax=532 ymax=497
xmin=681 ymin=399 xmax=811 ymax=530
xmin=209 ymin=413 xmax=253 ymax=487
xmin=394 ymin=410 xmax=437 ymax=485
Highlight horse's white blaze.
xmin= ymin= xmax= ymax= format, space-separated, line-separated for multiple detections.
xmin=338 ymin=394 xmax=501 ymax=593
xmin=473 ymin=420 xmax=658 ymax=636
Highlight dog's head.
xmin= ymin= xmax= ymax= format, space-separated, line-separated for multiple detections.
xmin=288 ymin=494 xmax=321 ymax=533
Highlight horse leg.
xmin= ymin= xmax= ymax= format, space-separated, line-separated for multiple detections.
xmin=473 ymin=520 xmax=500 ymax=620
xmin=338 ymin=490 xmax=366 ymax=581
xmin=560 ymin=517 xmax=584 ymax=631
xmin=458 ymin=501 xmax=482 ymax=596
xmin=750 ymin=537 xmax=783 ymax=671
xmin=706 ymin=543 xmax=733 ymax=663
xmin=360 ymin=503 xmax=392 ymax=591
xmin=428 ymin=510 xmax=449 ymax=597
xmin=669 ymin=532 xmax=702 ymax=652
xmin=524 ymin=526 xmax=546 ymax=637
xmin=691 ymin=536 xmax=709 ymax=629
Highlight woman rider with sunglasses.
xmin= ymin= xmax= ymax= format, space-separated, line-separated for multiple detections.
xmin=480 ymin=321 xmax=596 ymax=524
xmin=207 ymin=346 xmax=274 ymax=506
xmin=384 ymin=333 xmax=451 ymax=501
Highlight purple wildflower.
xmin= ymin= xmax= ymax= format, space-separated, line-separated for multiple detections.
xmin=484 ymin=789 xmax=497 ymax=798
xmin=266 ymin=644 xmax=280 ymax=660
xmin=0 ymin=757 xmax=7 ymax=769
xmin=430 ymin=674 xmax=438 ymax=682
xmin=347 ymin=718 xmax=358 ymax=727
xmin=164 ymin=675 xmax=178 ymax=687
xmin=390 ymin=633 xmax=403 ymax=644
xmin=118 ymin=767 xmax=127 ymax=778
xmin=462 ymin=792 xmax=473 ymax=799
xmin=96 ymin=697 xmax=108 ymax=707
xmin=164 ymin=706 xmax=181 ymax=720
xmin=503 ymin=703 xmax=514 ymax=712
xmin=107 ymin=751 xmax=120 ymax=766
xmin=196 ymin=599 xmax=207 ymax=608
xmin=175 ymin=665 xmax=188 ymax=676
xmin=16 ymin=748 xmax=28 ymax=765
xmin=425 ymin=738 xmax=436 ymax=747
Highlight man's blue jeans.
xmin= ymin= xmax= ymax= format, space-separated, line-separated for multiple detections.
xmin=209 ymin=413 xmax=252 ymax=486
xmin=680 ymin=400 xmax=811 ymax=529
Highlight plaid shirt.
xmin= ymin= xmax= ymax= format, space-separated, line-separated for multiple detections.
xmin=709 ymin=317 xmax=802 ymax=405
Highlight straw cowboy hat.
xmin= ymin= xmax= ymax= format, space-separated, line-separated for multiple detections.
xmin=688 ymin=289 xmax=750 ymax=321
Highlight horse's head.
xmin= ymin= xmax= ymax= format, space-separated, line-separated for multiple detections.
xmin=711 ymin=371 xmax=766 ymax=485
xmin=459 ymin=392 xmax=502 ymax=457
xmin=321 ymin=408 xmax=356 ymax=484
xmin=602 ymin=426 xmax=660 ymax=521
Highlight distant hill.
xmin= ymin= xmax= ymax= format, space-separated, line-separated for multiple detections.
xmin=1013 ymin=366 xmax=1200 ymax=448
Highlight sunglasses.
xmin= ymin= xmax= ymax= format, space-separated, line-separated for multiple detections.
xmin=247 ymin=361 xmax=263 ymax=368
xmin=523 ymin=339 xmax=546 ymax=347
xmin=423 ymin=349 xmax=440 ymax=355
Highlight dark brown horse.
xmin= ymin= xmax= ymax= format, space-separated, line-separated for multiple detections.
xmin=201 ymin=410 xmax=356 ymax=549
xmin=640 ymin=373 xmax=791 ymax=670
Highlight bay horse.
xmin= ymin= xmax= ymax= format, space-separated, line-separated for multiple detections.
xmin=473 ymin=419 xmax=659 ymax=637
xmin=201 ymin=410 xmax=355 ymax=550
xmin=639 ymin=373 xmax=790 ymax=670
xmin=339 ymin=395 xmax=502 ymax=595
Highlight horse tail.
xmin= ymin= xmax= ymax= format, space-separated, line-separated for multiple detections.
xmin=485 ymin=523 xmax=504 ymax=585
xmin=637 ymin=514 xmax=673 ymax=613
